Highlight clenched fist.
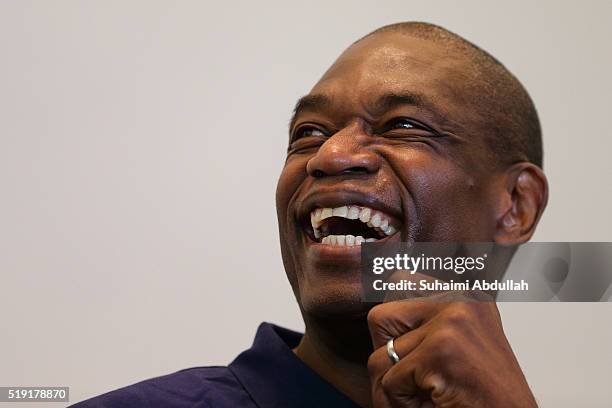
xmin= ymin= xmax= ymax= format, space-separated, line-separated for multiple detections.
xmin=367 ymin=295 xmax=537 ymax=407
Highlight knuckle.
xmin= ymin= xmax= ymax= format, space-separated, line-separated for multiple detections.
xmin=367 ymin=301 xmax=412 ymax=329
xmin=367 ymin=351 xmax=384 ymax=375
xmin=367 ymin=303 xmax=392 ymax=329
xmin=380 ymin=372 xmax=397 ymax=394
xmin=443 ymin=303 xmax=476 ymax=328
xmin=431 ymin=327 xmax=458 ymax=353
xmin=428 ymin=328 xmax=469 ymax=370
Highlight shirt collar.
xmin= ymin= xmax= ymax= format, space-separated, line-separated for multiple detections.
xmin=229 ymin=322 xmax=360 ymax=408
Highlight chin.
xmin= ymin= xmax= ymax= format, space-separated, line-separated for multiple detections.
xmin=298 ymin=281 xmax=373 ymax=319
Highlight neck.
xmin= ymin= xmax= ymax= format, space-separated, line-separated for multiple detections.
xmin=293 ymin=312 xmax=374 ymax=408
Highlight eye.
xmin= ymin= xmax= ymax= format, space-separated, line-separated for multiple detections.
xmin=292 ymin=125 xmax=328 ymax=142
xmin=385 ymin=118 xmax=427 ymax=131
xmin=380 ymin=117 xmax=441 ymax=139
xmin=288 ymin=125 xmax=329 ymax=153
xmin=295 ymin=126 xmax=326 ymax=138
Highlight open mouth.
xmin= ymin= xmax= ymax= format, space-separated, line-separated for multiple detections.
xmin=306 ymin=205 xmax=399 ymax=246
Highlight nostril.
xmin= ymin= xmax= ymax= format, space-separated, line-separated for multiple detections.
xmin=342 ymin=166 xmax=369 ymax=175
xmin=311 ymin=166 xmax=369 ymax=178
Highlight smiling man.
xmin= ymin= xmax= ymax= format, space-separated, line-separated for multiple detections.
xmin=73 ymin=22 xmax=548 ymax=408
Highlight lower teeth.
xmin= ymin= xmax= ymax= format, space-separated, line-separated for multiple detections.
xmin=320 ymin=235 xmax=377 ymax=246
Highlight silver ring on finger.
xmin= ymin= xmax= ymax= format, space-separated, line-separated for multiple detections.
xmin=386 ymin=338 xmax=400 ymax=365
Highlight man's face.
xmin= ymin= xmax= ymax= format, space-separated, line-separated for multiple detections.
xmin=276 ymin=33 xmax=502 ymax=317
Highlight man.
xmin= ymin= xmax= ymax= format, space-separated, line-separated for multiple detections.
xmin=73 ymin=22 xmax=548 ymax=407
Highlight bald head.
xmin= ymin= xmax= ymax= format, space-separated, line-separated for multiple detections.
xmin=354 ymin=22 xmax=543 ymax=167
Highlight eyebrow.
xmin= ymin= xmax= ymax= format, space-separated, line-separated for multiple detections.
xmin=371 ymin=92 xmax=429 ymax=116
xmin=288 ymin=91 xmax=444 ymax=130
xmin=289 ymin=94 xmax=333 ymax=130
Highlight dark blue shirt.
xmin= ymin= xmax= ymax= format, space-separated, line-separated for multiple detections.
xmin=71 ymin=322 xmax=360 ymax=407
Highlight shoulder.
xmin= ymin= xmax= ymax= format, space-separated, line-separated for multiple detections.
xmin=70 ymin=366 xmax=253 ymax=408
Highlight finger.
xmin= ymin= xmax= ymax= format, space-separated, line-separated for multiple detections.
xmin=369 ymin=328 xmax=427 ymax=408
xmin=383 ymin=271 xmax=451 ymax=303
xmin=379 ymin=348 xmax=445 ymax=408
xmin=377 ymin=349 xmax=421 ymax=407
xmin=367 ymin=299 xmax=444 ymax=349
xmin=368 ymin=290 xmax=488 ymax=349
xmin=368 ymin=326 xmax=426 ymax=380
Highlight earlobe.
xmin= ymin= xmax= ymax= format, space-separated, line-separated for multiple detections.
xmin=494 ymin=163 xmax=549 ymax=244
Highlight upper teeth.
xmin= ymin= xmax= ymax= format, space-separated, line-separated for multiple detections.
xmin=310 ymin=205 xmax=397 ymax=245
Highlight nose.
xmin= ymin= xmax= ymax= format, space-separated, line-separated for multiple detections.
xmin=306 ymin=122 xmax=380 ymax=178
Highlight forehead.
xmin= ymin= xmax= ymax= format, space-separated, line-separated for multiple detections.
xmin=309 ymin=33 xmax=478 ymax=123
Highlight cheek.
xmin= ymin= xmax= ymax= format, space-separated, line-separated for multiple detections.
xmin=276 ymin=156 xmax=309 ymax=223
xmin=276 ymin=156 xmax=310 ymax=290
xmin=391 ymin=150 xmax=493 ymax=239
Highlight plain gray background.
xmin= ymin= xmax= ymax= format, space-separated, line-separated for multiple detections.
xmin=1 ymin=1 xmax=611 ymax=406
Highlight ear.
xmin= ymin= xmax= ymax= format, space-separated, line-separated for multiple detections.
xmin=494 ymin=163 xmax=549 ymax=244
